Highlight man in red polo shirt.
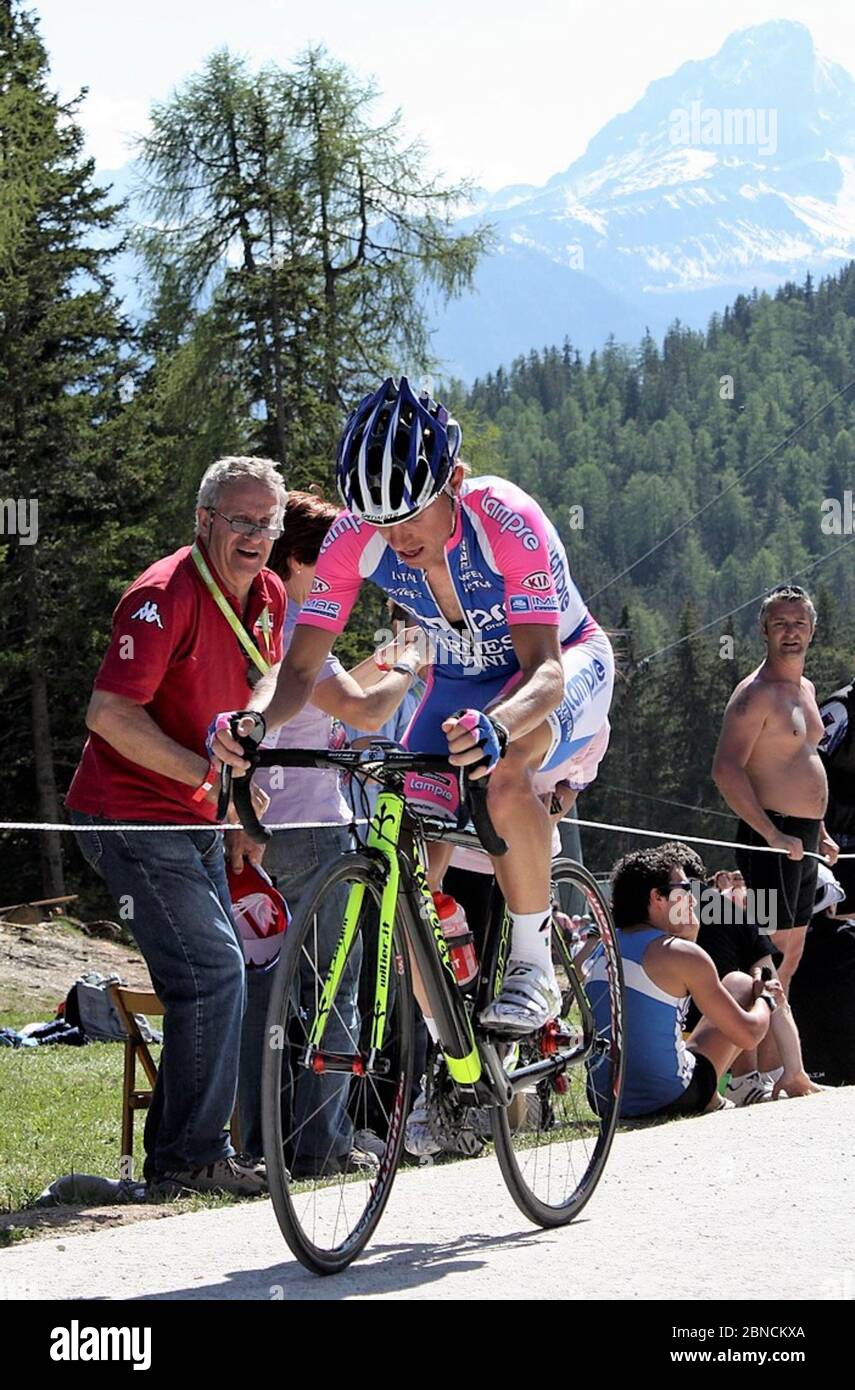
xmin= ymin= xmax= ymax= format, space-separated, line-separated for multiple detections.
xmin=67 ymin=456 xmax=286 ymax=1195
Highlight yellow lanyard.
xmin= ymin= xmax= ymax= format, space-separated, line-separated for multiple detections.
xmin=190 ymin=543 xmax=272 ymax=676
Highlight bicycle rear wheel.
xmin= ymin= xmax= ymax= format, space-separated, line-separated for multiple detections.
xmin=261 ymin=852 xmax=414 ymax=1275
xmin=491 ymin=858 xmax=624 ymax=1226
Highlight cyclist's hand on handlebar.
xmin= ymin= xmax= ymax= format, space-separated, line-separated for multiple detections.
xmin=442 ymin=708 xmax=509 ymax=781
xmin=206 ymin=709 xmax=266 ymax=773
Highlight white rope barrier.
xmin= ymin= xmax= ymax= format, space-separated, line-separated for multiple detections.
xmin=569 ymin=816 xmax=854 ymax=861
xmin=0 ymin=820 xmax=366 ymax=832
xmin=2 ymin=814 xmax=852 ymax=859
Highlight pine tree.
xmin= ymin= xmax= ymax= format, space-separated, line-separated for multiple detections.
xmin=0 ymin=1 xmax=144 ymax=897
xmin=136 ymin=46 xmax=491 ymax=490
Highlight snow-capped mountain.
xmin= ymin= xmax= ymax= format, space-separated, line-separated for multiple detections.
xmin=433 ymin=20 xmax=855 ymax=380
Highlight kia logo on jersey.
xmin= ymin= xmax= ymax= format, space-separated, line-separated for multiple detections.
xmin=521 ymin=571 xmax=551 ymax=592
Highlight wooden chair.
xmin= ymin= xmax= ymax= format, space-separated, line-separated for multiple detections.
xmin=109 ymin=984 xmax=243 ymax=1178
xmin=110 ymin=986 xmax=164 ymax=1179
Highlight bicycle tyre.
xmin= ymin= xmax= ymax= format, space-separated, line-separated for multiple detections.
xmin=261 ymin=851 xmax=414 ymax=1275
xmin=491 ymin=858 xmax=625 ymax=1227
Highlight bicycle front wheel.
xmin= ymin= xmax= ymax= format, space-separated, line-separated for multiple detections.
xmin=491 ymin=858 xmax=625 ymax=1227
xmin=261 ymin=851 xmax=414 ymax=1275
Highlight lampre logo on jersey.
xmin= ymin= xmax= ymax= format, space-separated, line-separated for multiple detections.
xmin=310 ymin=576 xmax=331 ymax=593
xmin=320 ymin=513 xmax=361 ymax=553
xmin=130 ymin=600 xmax=163 ymax=629
xmin=482 ymin=494 xmax=540 ymax=551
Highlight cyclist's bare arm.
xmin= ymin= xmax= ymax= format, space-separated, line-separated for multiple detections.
xmin=214 ymin=625 xmax=333 ymax=767
xmin=87 ymin=690 xmax=212 ymax=791
xmin=489 ymin=624 xmax=564 ymax=739
xmin=444 ymin=625 xmax=563 ymax=776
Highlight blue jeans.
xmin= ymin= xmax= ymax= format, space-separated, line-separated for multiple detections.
xmin=70 ymin=813 xmax=244 ymax=1182
xmin=239 ymin=825 xmax=361 ymax=1166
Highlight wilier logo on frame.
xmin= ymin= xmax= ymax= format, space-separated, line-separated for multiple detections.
xmin=0 ymin=497 xmax=38 ymax=545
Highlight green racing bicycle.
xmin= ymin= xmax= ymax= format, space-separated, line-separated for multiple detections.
xmin=226 ymin=721 xmax=625 ymax=1276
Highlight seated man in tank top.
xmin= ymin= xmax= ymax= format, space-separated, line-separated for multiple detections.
xmin=587 ymin=843 xmax=785 ymax=1118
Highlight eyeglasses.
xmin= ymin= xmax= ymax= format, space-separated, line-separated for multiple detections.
xmin=210 ymin=509 xmax=283 ymax=541
xmin=663 ymin=880 xmax=694 ymax=897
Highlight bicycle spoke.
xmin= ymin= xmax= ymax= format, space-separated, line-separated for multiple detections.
xmin=490 ymin=860 xmax=624 ymax=1226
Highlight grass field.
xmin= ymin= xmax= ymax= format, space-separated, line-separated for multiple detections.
xmin=0 ymin=1002 xmax=232 ymax=1245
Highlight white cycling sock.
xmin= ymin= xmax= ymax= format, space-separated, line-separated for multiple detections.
xmin=509 ymin=908 xmax=553 ymax=973
xmin=422 ymin=1015 xmax=439 ymax=1044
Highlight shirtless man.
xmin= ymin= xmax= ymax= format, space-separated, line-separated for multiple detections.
xmin=712 ymin=585 xmax=839 ymax=991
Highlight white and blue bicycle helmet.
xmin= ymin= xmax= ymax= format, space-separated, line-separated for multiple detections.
xmin=336 ymin=376 xmax=462 ymax=524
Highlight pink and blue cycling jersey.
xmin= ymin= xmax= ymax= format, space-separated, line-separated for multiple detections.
xmin=297 ymin=475 xmax=597 ymax=674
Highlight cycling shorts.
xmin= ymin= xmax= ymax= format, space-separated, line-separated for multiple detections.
xmin=402 ymin=624 xmax=614 ymax=818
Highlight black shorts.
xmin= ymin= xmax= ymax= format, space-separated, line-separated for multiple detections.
xmin=735 ymin=812 xmax=821 ymax=932
xmin=651 ymin=1052 xmax=718 ymax=1117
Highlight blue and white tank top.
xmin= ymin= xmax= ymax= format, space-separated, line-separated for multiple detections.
xmin=587 ymin=926 xmax=695 ymax=1117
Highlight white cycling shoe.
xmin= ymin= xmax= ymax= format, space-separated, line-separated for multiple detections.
xmin=479 ymin=959 xmax=562 ymax=1037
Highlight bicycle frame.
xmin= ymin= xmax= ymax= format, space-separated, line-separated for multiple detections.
xmin=308 ymin=788 xmax=483 ymax=1085
xmin=306 ymin=789 xmax=599 ymax=1111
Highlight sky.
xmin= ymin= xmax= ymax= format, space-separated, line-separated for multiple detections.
xmin=33 ymin=0 xmax=855 ymax=191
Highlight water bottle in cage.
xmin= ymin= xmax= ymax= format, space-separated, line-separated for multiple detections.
xmin=432 ymin=891 xmax=479 ymax=988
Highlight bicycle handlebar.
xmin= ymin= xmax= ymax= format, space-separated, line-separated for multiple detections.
xmin=218 ymin=717 xmax=508 ymax=857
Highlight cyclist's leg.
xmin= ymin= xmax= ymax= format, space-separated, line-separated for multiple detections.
xmin=401 ymin=666 xmax=510 ymax=890
xmin=480 ymin=628 xmax=615 ymax=1032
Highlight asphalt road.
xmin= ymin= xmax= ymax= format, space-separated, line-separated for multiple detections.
xmin=3 ymin=1090 xmax=854 ymax=1301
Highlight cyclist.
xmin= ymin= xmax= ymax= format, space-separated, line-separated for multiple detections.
xmin=213 ymin=377 xmax=614 ymax=1037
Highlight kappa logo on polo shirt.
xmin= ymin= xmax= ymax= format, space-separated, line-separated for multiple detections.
xmin=130 ymin=600 xmax=164 ymax=629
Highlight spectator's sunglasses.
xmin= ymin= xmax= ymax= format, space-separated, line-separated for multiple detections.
xmin=210 ymin=508 xmax=283 ymax=541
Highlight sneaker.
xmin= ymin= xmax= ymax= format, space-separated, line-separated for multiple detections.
xmin=404 ymin=1085 xmax=442 ymax=1158
xmin=155 ymin=1155 xmax=269 ymax=1197
xmin=725 ymin=1070 xmax=774 ymax=1107
xmin=291 ymin=1143 xmax=380 ymax=1180
xmin=233 ymin=1151 xmax=266 ymax=1179
xmin=479 ymin=960 xmax=562 ymax=1036
xmin=353 ymin=1128 xmax=386 ymax=1162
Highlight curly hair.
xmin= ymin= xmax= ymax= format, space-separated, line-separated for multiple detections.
xmin=610 ymin=841 xmax=705 ymax=930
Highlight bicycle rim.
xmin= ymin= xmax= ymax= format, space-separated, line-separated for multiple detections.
xmin=261 ymin=851 xmax=414 ymax=1274
xmin=491 ymin=859 xmax=625 ymax=1227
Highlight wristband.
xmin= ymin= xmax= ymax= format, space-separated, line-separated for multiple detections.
xmin=390 ymin=661 xmax=417 ymax=686
xmin=191 ymin=761 xmax=219 ymax=803
xmin=490 ymin=716 xmax=510 ymax=757
xmin=758 ymin=991 xmax=777 ymax=1014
